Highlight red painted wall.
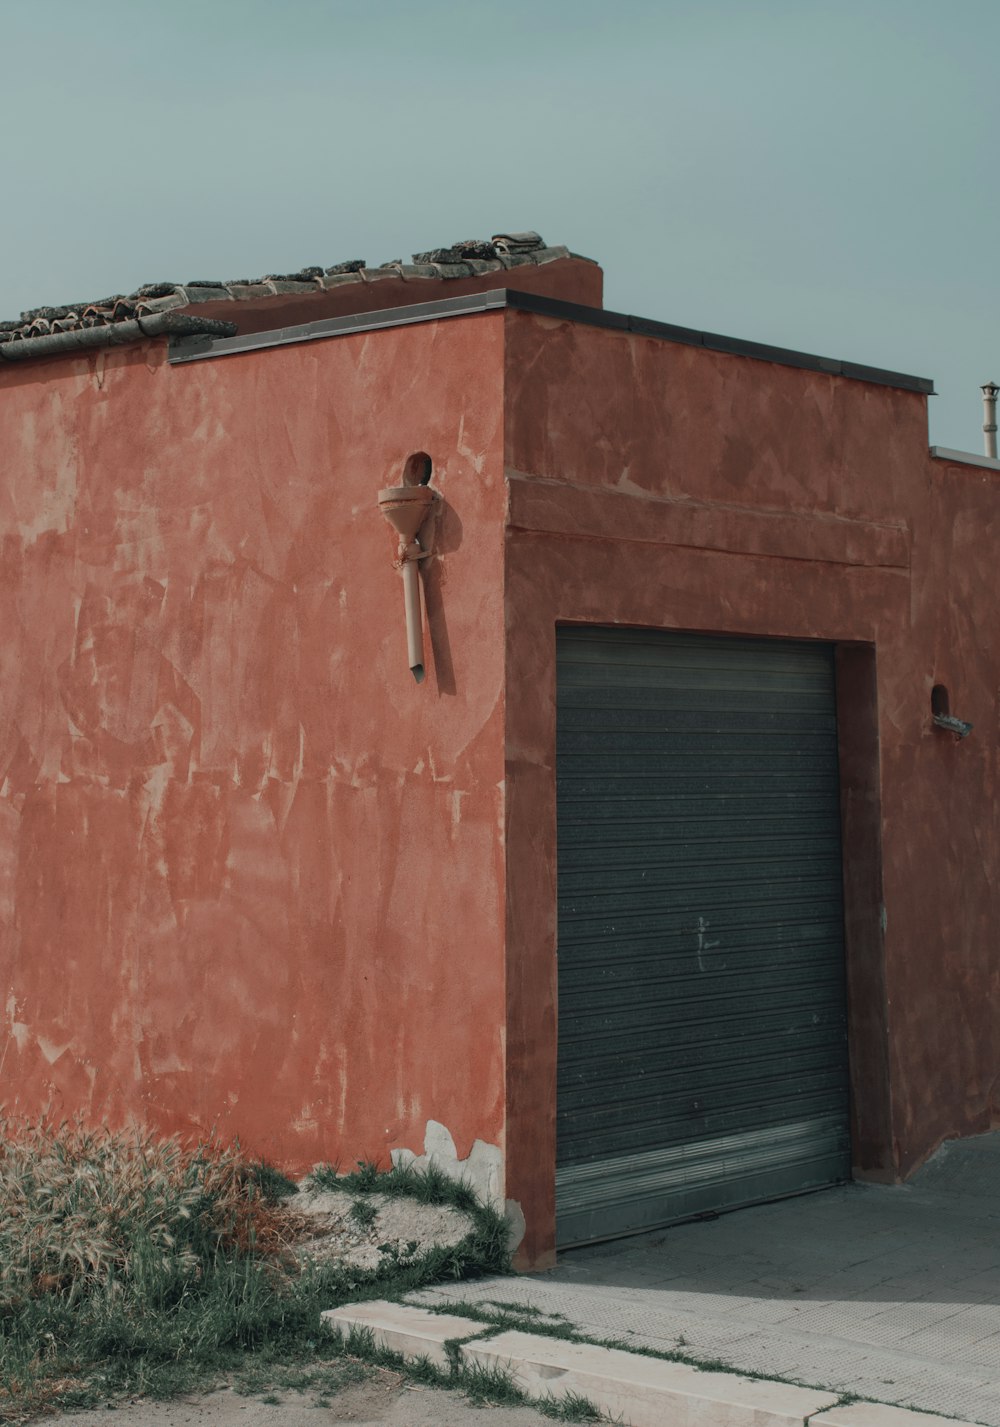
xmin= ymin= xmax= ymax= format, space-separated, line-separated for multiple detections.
xmin=0 ymin=312 xmax=508 ymax=1173
xmin=501 ymin=308 xmax=1000 ymax=1264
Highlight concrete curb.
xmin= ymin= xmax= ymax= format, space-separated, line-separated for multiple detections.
xmin=321 ymin=1300 xmax=995 ymax=1427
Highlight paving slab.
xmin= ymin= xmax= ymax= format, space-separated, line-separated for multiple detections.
xmin=462 ymin=1327 xmax=838 ymax=1427
xmin=416 ymin=1131 xmax=1000 ymax=1426
xmin=813 ymin=1406 xmax=986 ymax=1427
xmin=322 ymin=1301 xmax=484 ymax=1368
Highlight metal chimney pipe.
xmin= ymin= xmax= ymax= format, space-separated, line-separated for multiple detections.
xmin=982 ymin=382 xmax=999 ymax=459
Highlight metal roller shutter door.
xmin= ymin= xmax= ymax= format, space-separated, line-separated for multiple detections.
xmin=556 ymin=626 xmax=851 ymax=1247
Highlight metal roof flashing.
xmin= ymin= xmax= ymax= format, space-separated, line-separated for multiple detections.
xmin=166 ymin=288 xmax=935 ymax=396
xmin=930 ymin=446 xmax=1000 ymax=472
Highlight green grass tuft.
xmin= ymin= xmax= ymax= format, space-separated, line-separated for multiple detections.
xmin=459 ymin=1359 xmax=526 ymax=1407
xmin=538 ymin=1390 xmax=607 ymax=1422
xmin=350 ymin=1160 xmax=382 ymax=1193
xmin=244 ymin=1160 xmax=300 ymax=1204
xmin=326 ymin=1159 xmax=481 ymax=1215
xmin=348 ymin=1199 xmax=378 ymax=1229
xmin=307 ymin=1163 xmax=341 ymax=1192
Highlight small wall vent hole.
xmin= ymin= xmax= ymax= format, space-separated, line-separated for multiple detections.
xmin=931 ymin=684 xmax=950 ymax=718
xmin=402 ymin=452 xmax=433 ymax=487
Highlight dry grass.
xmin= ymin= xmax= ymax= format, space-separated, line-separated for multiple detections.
xmin=0 ymin=1117 xmax=301 ymax=1311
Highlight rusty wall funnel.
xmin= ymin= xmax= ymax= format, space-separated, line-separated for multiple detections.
xmin=379 ymin=485 xmax=435 ymax=542
xmin=378 ymin=485 xmax=436 ymax=682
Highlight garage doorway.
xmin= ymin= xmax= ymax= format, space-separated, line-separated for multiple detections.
xmin=555 ymin=626 xmax=851 ymax=1247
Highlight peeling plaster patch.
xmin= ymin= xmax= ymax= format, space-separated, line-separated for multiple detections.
xmin=391 ymin=1118 xmax=523 ymax=1250
xmin=10 ymin=1022 xmax=29 ymax=1052
xmin=425 ymin=1120 xmax=457 ymax=1161
xmin=455 ymin=414 xmax=486 ymax=475
xmin=427 ymin=747 xmax=452 ymax=784
xmin=36 ymin=1036 xmax=70 ymax=1066
xmin=149 ymin=1050 xmax=187 ymax=1075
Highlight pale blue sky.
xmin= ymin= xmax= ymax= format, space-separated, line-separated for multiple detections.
xmin=3 ymin=0 xmax=998 ymax=449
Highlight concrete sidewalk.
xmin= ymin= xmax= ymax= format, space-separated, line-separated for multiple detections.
xmin=417 ymin=1132 xmax=1000 ymax=1426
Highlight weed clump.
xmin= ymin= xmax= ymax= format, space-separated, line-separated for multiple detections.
xmin=244 ymin=1161 xmax=300 ymax=1205
xmin=314 ymin=1158 xmax=481 ymax=1216
xmin=348 ymin=1199 xmax=378 ymax=1229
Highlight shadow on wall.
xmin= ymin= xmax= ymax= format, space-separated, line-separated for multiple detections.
xmin=422 ymin=483 xmax=463 ymax=697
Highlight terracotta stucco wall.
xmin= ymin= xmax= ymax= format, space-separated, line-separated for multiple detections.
xmin=0 ymin=312 xmax=508 ymax=1174
xmin=501 ymin=308 xmax=998 ymax=1265
xmin=898 ymin=457 xmax=1000 ymax=1159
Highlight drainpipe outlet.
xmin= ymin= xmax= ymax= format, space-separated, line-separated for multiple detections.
xmin=378 ymin=484 xmax=437 ymax=682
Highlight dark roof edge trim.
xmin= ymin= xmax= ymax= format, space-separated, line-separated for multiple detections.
xmin=0 ymin=311 xmax=238 ymax=363
xmin=167 ymin=288 xmax=935 ymax=395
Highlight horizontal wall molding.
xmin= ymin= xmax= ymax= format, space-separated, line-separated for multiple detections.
xmin=506 ymin=472 xmax=911 ymax=571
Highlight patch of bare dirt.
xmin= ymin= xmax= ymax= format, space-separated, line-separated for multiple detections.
xmin=56 ymin=1367 xmax=560 ymax=1424
xmin=290 ymin=1187 xmax=474 ymax=1271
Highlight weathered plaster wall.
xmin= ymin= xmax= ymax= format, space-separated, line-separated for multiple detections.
xmin=0 ymin=312 xmax=508 ymax=1174
xmin=897 ymin=457 xmax=1000 ymax=1160
xmin=501 ymin=308 xmax=999 ymax=1265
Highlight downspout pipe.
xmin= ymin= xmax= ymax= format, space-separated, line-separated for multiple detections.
xmin=0 ymin=311 xmax=238 ymax=363
xmin=378 ymin=484 xmax=438 ymax=683
xmin=400 ymin=557 xmax=425 ymax=678
xmin=982 ymin=382 xmax=999 ymax=459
